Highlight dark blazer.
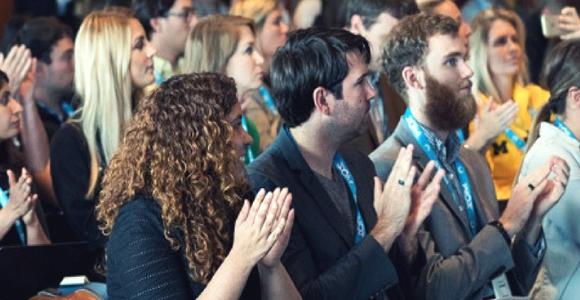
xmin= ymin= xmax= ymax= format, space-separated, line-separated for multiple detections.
xmin=247 ymin=127 xmax=407 ymax=300
xmin=347 ymin=72 xmax=407 ymax=155
xmin=370 ymin=119 xmax=543 ymax=300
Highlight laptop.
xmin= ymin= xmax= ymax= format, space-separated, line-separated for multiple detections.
xmin=0 ymin=242 xmax=87 ymax=299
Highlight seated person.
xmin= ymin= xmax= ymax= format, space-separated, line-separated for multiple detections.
xmin=97 ymin=73 xmax=300 ymax=300
xmin=0 ymin=69 xmax=50 ymax=246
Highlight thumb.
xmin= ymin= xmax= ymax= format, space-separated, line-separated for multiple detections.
xmin=7 ymin=170 xmax=16 ymax=188
xmin=373 ymin=176 xmax=383 ymax=213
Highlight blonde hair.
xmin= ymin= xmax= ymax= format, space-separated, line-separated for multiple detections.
xmin=469 ymin=6 xmax=529 ymax=104
xmin=229 ymin=0 xmax=277 ymax=29
xmin=73 ymin=7 xmax=138 ymax=197
xmin=182 ymin=15 xmax=255 ymax=74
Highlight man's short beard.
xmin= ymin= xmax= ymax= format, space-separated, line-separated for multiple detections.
xmin=424 ymin=72 xmax=477 ymax=132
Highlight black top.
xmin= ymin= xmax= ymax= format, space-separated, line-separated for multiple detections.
xmin=106 ymin=195 xmax=261 ymax=299
xmin=50 ymin=122 xmax=106 ymax=250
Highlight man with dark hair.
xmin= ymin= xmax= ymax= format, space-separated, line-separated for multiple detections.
xmin=248 ymin=27 xmax=442 ymax=300
xmin=341 ymin=0 xmax=418 ymax=154
xmin=371 ymin=13 xmax=569 ymax=299
xmin=132 ymin=0 xmax=197 ymax=84
xmin=14 ymin=17 xmax=74 ymax=141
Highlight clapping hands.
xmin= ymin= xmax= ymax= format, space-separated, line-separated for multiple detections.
xmin=231 ymin=188 xmax=294 ymax=269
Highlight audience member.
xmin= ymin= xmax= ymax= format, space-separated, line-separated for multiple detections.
xmin=132 ymin=0 xmax=197 ymax=85
xmin=1 ymin=44 xmax=58 ymax=212
xmin=183 ymin=15 xmax=264 ymax=163
xmin=372 ymin=13 xmax=568 ymax=299
xmin=0 ymin=70 xmax=50 ymax=246
xmin=466 ymin=7 xmax=549 ymax=204
xmin=230 ymin=0 xmax=288 ymax=151
xmin=559 ymin=6 xmax=580 ymax=40
xmin=97 ymin=72 xmax=300 ymax=299
xmin=522 ymin=40 xmax=580 ymax=300
xmin=248 ymin=27 xmax=443 ymax=299
xmin=418 ymin=0 xmax=472 ymax=56
xmin=50 ymin=7 xmax=156 ymax=279
xmin=341 ymin=0 xmax=418 ymax=154
xmin=13 ymin=17 xmax=75 ymax=141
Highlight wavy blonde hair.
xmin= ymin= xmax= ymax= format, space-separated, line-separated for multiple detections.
xmin=468 ymin=6 xmax=529 ymax=104
xmin=73 ymin=7 xmax=139 ymax=197
xmin=97 ymin=73 xmax=249 ymax=284
xmin=182 ymin=14 xmax=255 ymax=74
xmin=229 ymin=0 xmax=277 ymax=29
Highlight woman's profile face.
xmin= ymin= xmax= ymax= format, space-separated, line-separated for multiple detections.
xmin=129 ymin=19 xmax=156 ymax=91
xmin=226 ymin=102 xmax=253 ymax=159
xmin=225 ymin=25 xmax=264 ymax=98
xmin=257 ymin=10 xmax=289 ymax=59
xmin=0 ymin=82 xmax=22 ymax=141
xmin=486 ymin=19 xmax=521 ymax=78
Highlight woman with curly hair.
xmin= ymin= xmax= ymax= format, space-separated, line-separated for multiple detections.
xmin=97 ymin=73 xmax=300 ymax=299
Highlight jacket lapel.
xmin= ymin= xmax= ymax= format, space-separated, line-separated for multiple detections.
xmin=393 ymin=120 xmax=473 ymax=236
xmin=278 ymin=128 xmax=355 ymax=247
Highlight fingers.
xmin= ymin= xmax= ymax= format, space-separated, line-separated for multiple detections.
xmin=253 ymin=190 xmax=274 ymax=228
xmin=235 ymin=200 xmax=251 ymax=227
xmin=248 ymin=188 xmax=266 ymax=219
xmin=7 ymin=169 xmax=16 ymax=187
xmin=522 ymin=159 xmax=552 ymax=189
xmin=388 ymin=145 xmax=414 ymax=188
xmin=416 ymin=161 xmax=435 ymax=191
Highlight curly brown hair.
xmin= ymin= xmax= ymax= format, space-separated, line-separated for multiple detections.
xmin=96 ymin=73 xmax=249 ymax=284
xmin=382 ymin=13 xmax=458 ymax=102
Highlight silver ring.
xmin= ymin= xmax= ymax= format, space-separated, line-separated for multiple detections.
xmin=398 ymin=179 xmax=405 ymax=186
xmin=528 ymin=183 xmax=535 ymax=191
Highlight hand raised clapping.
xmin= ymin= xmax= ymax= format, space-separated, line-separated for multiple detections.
xmin=4 ymin=168 xmax=38 ymax=225
xmin=231 ymin=188 xmax=293 ymax=268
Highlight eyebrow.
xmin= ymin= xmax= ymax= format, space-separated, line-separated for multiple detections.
xmin=443 ymin=51 xmax=464 ymax=60
xmin=355 ymin=71 xmax=371 ymax=85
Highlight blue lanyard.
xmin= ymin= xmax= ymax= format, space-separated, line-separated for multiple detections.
xmin=36 ymin=101 xmax=74 ymax=123
xmin=259 ymin=86 xmax=277 ymax=114
xmin=284 ymin=126 xmax=366 ymax=244
xmin=554 ymin=118 xmax=578 ymax=141
xmin=333 ymin=153 xmax=367 ymax=244
xmin=503 ymin=127 xmax=526 ymax=152
xmin=502 ymin=105 xmax=535 ymax=152
xmin=154 ymin=70 xmax=164 ymax=85
xmin=457 ymin=129 xmax=465 ymax=143
xmin=403 ymin=109 xmax=478 ymax=235
xmin=0 ymin=187 xmax=26 ymax=245
xmin=241 ymin=115 xmax=255 ymax=162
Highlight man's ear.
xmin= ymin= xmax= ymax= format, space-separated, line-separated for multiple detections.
xmin=313 ymin=86 xmax=331 ymax=115
xmin=35 ymin=61 xmax=47 ymax=80
xmin=349 ymin=14 xmax=365 ymax=35
xmin=150 ymin=17 xmax=162 ymax=34
xmin=568 ymin=86 xmax=580 ymax=110
xmin=402 ymin=66 xmax=423 ymax=90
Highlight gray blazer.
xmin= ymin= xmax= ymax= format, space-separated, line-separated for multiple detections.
xmin=370 ymin=119 xmax=543 ymax=300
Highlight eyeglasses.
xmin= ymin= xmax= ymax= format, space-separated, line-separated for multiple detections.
xmin=165 ymin=7 xmax=197 ymax=21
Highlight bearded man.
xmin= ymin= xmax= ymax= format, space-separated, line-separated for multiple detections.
xmin=370 ymin=13 xmax=570 ymax=300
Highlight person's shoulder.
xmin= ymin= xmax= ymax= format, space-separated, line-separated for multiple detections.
xmin=52 ymin=122 xmax=84 ymax=144
xmin=522 ymin=83 xmax=550 ymax=107
xmin=369 ymin=135 xmax=402 ymax=164
xmin=117 ymin=195 xmax=161 ymax=220
xmin=247 ymin=134 xmax=287 ymax=173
